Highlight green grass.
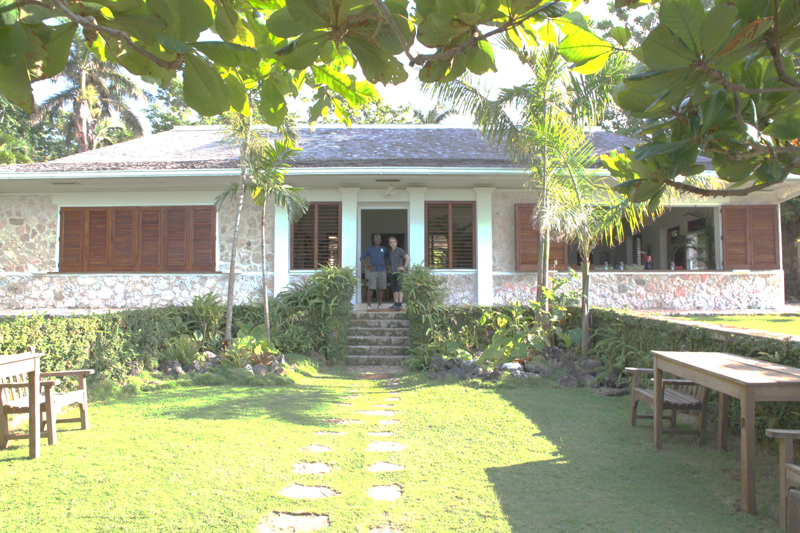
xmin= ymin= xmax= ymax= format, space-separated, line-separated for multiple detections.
xmin=680 ymin=314 xmax=800 ymax=336
xmin=0 ymin=367 xmax=784 ymax=532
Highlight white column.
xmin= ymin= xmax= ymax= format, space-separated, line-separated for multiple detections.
xmin=273 ymin=204 xmax=290 ymax=295
xmin=713 ymin=206 xmax=723 ymax=270
xmin=408 ymin=187 xmax=427 ymax=267
xmin=339 ymin=188 xmax=359 ymax=268
xmin=475 ymin=187 xmax=495 ymax=306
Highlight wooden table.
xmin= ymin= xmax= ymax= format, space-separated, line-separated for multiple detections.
xmin=652 ymin=350 xmax=800 ymax=515
xmin=0 ymin=350 xmax=41 ymax=459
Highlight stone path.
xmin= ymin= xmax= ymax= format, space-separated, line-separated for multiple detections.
xmin=262 ymin=381 xmax=405 ymax=532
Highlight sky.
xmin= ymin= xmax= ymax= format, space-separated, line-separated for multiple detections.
xmin=31 ymin=1 xmax=618 ymax=134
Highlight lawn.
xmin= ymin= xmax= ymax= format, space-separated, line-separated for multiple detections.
xmin=0 ymin=366 xmax=784 ymax=532
xmin=680 ymin=314 xmax=800 ymax=337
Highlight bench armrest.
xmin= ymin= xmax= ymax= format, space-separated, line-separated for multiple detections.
xmin=766 ymin=429 xmax=800 ymax=440
xmin=0 ymin=379 xmax=60 ymax=389
xmin=41 ymin=369 xmax=95 ymax=377
xmin=624 ymin=367 xmax=653 ymax=375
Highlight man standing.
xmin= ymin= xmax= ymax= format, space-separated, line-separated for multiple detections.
xmin=387 ymin=236 xmax=409 ymax=310
xmin=360 ymin=234 xmax=389 ymax=309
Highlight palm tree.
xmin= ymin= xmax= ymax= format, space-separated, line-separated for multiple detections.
xmin=91 ymin=117 xmax=132 ymax=150
xmin=35 ymin=40 xmax=146 ymax=152
xmin=217 ymin=110 xmax=306 ymax=343
xmin=412 ymin=105 xmax=453 ymax=124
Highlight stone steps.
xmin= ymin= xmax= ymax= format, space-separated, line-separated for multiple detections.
xmin=350 ymin=319 xmax=410 ymax=328
xmin=352 ymin=310 xmax=408 ymax=320
xmin=347 ymin=335 xmax=410 ymax=347
xmin=348 ymin=327 xmax=410 ymax=337
xmin=345 ymin=354 xmax=408 ymax=367
xmin=348 ymin=345 xmax=408 ymax=356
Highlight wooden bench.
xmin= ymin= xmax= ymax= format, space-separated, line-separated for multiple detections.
xmin=625 ymin=367 xmax=709 ymax=444
xmin=1 ymin=348 xmax=94 ymax=448
xmin=766 ymin=429 xmax=800 ymax=531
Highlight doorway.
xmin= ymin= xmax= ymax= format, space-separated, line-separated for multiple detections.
xmin=359 ymin=208 xmax=408 ymax=304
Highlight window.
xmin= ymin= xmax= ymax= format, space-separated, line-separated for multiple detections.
xmin=291 ymin=203 xmax=341 ymax=270
xmin=514 ymin=204 xmax=569 ymax=271
xmin=59 ymin=206 xmax=216 ymax=273
xmin=425 ymin=202 xmax=475 ymax=269
xmin=722 ymin=205 xmax=779 ymax=270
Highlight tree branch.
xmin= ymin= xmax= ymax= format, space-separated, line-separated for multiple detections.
xmin=370 ymin=0 xmax=415 ymax=62
xmin=49 ymin=0 xmax=183 ymax=71
xmin=14 ymin=0 xmax=51 ymax=9
xmin=664 ymin=179 xmax=779 ymax=197
xmin=695 ymin=61 xmax=800 ymax=94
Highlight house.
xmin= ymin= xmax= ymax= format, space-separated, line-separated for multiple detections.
xmin=1 ymin=125 xmax=798 ymax=311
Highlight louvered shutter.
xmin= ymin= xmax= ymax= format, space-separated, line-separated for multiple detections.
xmin=722 ymin=206 xmax=750 ymax=269
xmin=292 ymin=204 xmax=316 ymax=269
xmin=110 ymin=207 xmax=137 ymax=271
xmin=191 ymin=206 xmax=216 ymax=271
xmin=85 ymin=208 xmax=109 ymax=271
xmin=316 ymin=203 xmax=341 ymax=267
xmin=515 ymin=204 xmax=569 ymax=271
xmin=59 ymin=208 xmax=84 ymax=272
xmin=139 ymin=207 xmax=162 ymax=271
xmin=750 ymin=205 xmax=780 ymax=269
xmin=164 ymin=207 xmax=189 ymax=271
xmin=426 ymin=203 xmax=451 ymax=269
xmin=451 ymin=203 xmax=475 ymax=269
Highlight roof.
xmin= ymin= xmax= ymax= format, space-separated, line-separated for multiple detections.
xmin=1 ymin=125 xmax=657 ymax=174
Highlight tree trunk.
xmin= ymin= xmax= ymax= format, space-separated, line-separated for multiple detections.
xmin=536 ymin=159 xmax=549 ymax=317
xmin=783 ymin=216 xmax=800 ymax=303
xmin=581 ymin=252 xmax=591 ymax=355
xmin=224 ymin=119 xmax=251 ymax=344
xmin=262 ymin=199 xmax=271 ymax=341
xmin=74 ymin=98 xmax=88 ymax=153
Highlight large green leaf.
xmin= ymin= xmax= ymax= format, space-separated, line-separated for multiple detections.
xmin=224 ymin=71 xmax=249 ymax=115
xmin=557 ymin=28 xmax=613 ymax=64
xmin=265 ymin=6 xmax=326 ymax=38
xmin=214 ymin=0 xmax=239 ymax=42
xmin=194 ymin=41 xmax=260 ymax=70
xmin=632 ymin=139 xmax=694 ymax=160
xmin=624 ymin=68 xmax=689 ymax=92
xmin=417 ymin=11 xmax=471 ymax=48
xmin=641 ymin=24 xmax=697 ymax=69
xmin=0 ymin=22 xmax=27 ymax=67
xmin=345 ymin=34 xmax=408 ymax=85
xmin=171 ymin=0 xmax=213 ymax=42
xmin=699 ymin=3 xmax=738 ymax=57
xmin=764 ymin=114 xmax=800 ymax=140
xmin=465 ymin=40 xmax=496 ymax=74
xmin=659 ymin=0 xmax=702 ymax=53
xmin=183 ymin=54 xmax=230 ymax=116
xmin=259 ymin=76 xmax=288 ymax=126
xmin=274 ymin=30 xmax=328 ymax=70
xmin=0 ymin=60 xmax=33 ymax=112
xmin=311 ymin=64 xmax=378 ymax=107
xmin=285 ymin=0 xmax=331 ymax=31
xmin=37 ymin=22 xmax=78 ymax=79
xmin=610 ymin=26 xmax=631 ymax=47
xmin=0 ymin=0 xmax=18 ymax=26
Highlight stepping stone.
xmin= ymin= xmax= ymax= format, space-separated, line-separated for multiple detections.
xmin=281 ymin=484 xmax=338 ymax=499
xmin=323 ymin=419 xmax=362 ymax=425
xmin=345 ymin=396 xmax=359 ymax=400
xmin=373 ymin=404 xmax=394 ymax=408
xmin=300 ymin=445 xmax=330 ymax=453
xmin=257 ymin=512 xmax=329 ymax=532
xmin=292 ymin=462 xmax=332 ymax=475
xmin=369 ymin=527 xmax=400 ymax=533
xmin=367 ymin=441 xmax=406 ymax=452
xmin=355 ymin=410 xmax=395 ymax=416
xmin=379 ymin=420 xmax=399 ymax=426
xmin=384 ymin=397 xmax=400 ymax=402
xmin=367 ymin=484 xmax=402 ymax=501
xmin=367 ymin=431 xmax=393 ymax=437
xmin=368 ymin=462 xmax=405 ymax=472
xmin=314 ymin=431 xmax=344 ymax=436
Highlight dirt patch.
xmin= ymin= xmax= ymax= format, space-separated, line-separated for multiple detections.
xmin=379 ymin=420 xmax=399 ymax=426
xmin=314 ymin=431 xmax=344 ymax=436
xmin=367 ymin=484 xmax=403 ymax=501
xmin=368 ymin=462 xmax=405 ymax=472
xmin=256 ymin=512 xmax=330 ymax=532
xmin=358 ymin=374 xmax=397 ymax=380
xmin=300 ymin=445 xmax=331 ymax=453
xmin=355 ymin=410 xmax=396 ymax=416
xmin=367 ymin=441 xmax=406 ymax=452
xmin=367 ymin=431 xmax=393 ymax=436
xmin=280 ymin=484 xmax=338 ymax=499
xmin=323 ymin=419 xmax=362 ymax=425
xmin=292 ymin=462 xmax=333 ymax=475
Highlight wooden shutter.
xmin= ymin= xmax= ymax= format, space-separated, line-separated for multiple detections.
xmin=164 ymin=207 xmax=188 ymax=271
xmin=139 ymin=207 xmax=162 ymax=271
xmin=451 ymin=203 xmax=475 ymax=269
xmin=59 ymin=208 xmax=84 ymax=272
xmin=750 ymin=206 xmax=779 ymax=269
xmin=110 ymin=207 xmax=137 ymax=271
xmin=515 ymin=203 xmax=569 ymax=271
xmin=85 ymin=208 xmax=109 ymax=271
xmin=292 ymin=204 xmax=316 ymax=270
xmin=426 ymin=203 xmax=450 ymax=269
xmin=722 ymin=206 xmax=750 ymax=269
xmin=316 ymin=203 xmax=341 ymax=267
xmin=190 ymin=206 xmax=216 ymax=271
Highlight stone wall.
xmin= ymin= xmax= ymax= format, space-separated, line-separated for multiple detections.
xmin=0 ymin=273 xmax=270 ymax=309
xmin=492 ymin=190 xmax=537 ymax=272
xmin=440 ymin=273 xmax=477 ymax=306
xmin=0 ymin=195 xmax=58 ymax=273
xmin=492 ymin=271 xmax=785 ymax=310
xmin=219 ymin=199 xmax=273 ymax=272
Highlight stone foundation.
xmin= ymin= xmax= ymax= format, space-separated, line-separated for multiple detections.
xmin=0 ymin=195 xmax=58 ymax=273
xmin=492 ymin=271 xmax=784 ymax=310
xmin=0 ymin=273 xmax=272 ymax=309
xmin=440 ymin=273 xmax=477 ymax=306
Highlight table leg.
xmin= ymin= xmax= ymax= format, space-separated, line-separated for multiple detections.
xmin=28 ymin=362 xmax=40 ymax=459
xmin=718 ymin=393 xmax=729 ymax=451
xmin=654 ymin=358 xmax=663 ymax=449
xmin=741 ymin=391 xmax=756 ymax=514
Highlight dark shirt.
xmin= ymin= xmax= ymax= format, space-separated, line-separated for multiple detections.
xmin=361 ymin=245 xmax=388 ymax=270
xmin=388 ymin=247 xmax=408 ymax=273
